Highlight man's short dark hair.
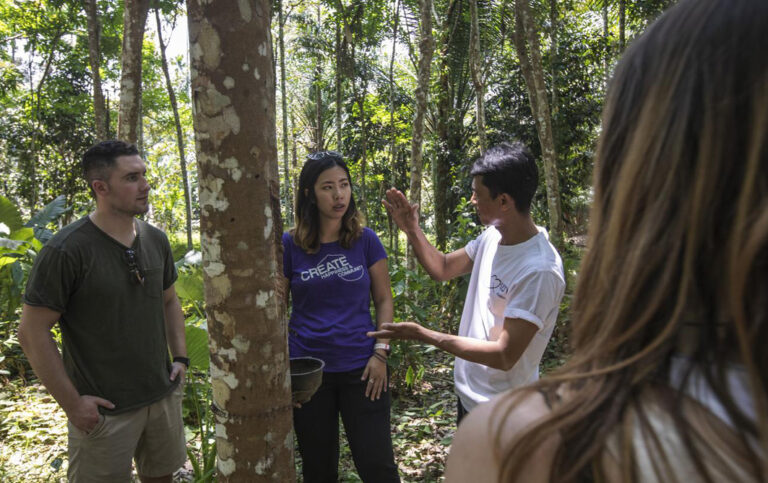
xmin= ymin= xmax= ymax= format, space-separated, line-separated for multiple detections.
xmin=82 ymin=140 xmax=139 ymax=196
xmin=470 ymin=141 xmax=538 ymax=214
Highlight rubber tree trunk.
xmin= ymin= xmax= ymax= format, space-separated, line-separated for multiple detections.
xmin=408 ymin=0 xmax=434 ymax=268
xmin=85 ymin=0 xmax=107 ymax=140
xmin=513 ymin=0 xmax=563 ymax=248
xmin=117 ymin=0 xmax=150 ymax=144
xmin=186 ymin=0 xmax=294 ymax=480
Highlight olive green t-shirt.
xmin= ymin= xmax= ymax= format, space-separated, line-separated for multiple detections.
xmin=24 ymin=216 xmax=178 ymax=415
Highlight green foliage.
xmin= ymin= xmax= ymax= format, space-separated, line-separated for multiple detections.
xmin=183 ymin=371 xmax=217 ymax=482
xmin=0 ymin=195 xmax=69 ymax=380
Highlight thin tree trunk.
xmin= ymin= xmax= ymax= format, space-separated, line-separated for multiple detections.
xmin=278 ymin=0 xmax=291 ymax=221
xmin=85 ymin=0 xmax=107 ymax=140
xmin=549 ymin=0 xmax=558 ymax=116
xmin=358 ymin=78 xmax=368 ymax=218
xmin=117 ymin=0 xmax=150 ymax=144
xmin=387 ymin=0 xmax=400 ymax=266
xmin=387 ymin=0 xmax=400 ymax=174
xmin=155 ymin=8 xmax=193 ymax=251
xmin=314 ymin=3 xmax=323 ymax=152
xmin=434 ymin=0 xmax=460 ymax=251
xmin=28 ymin=33 xmax=61 ymax=212
xmin=513 ymin=0 xmax=563 ymax=248
xmin=291 ymin=110 xmax=298 ymax=215
xmin=619 ymin=0 xmax=625 ymax=52
xmin=469 ymin=0 xmax=486 ymax=152
xmin=186 ymin=0 xmax=294 ymax=479
xmin=602 ymin=1 xmax=609 ymax=88
xmin=409 ymin=0 xmax=434 ymax=268
xmin=335 ymin=23 xmax=343 ymax=151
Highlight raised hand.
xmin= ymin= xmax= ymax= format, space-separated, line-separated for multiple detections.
xmin=382 ymin=188 xmax=420 ymax=233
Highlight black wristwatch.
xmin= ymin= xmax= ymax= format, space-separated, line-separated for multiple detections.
xmin=173 ymin=356 xmax=190 ymax=369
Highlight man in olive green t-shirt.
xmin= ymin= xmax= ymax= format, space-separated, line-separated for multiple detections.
xmin=18 ymin=140 xmax=188 ymax=482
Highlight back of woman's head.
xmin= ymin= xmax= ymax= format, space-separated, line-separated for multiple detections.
xmin=577 ymin=0 xmax=768 ymax=392
xmin=293 ymin=151 xmax=363 ymax=252
xmin=498 ymin=0 xmax=768 ymax=481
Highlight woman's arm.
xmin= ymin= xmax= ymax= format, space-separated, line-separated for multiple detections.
xmin=362 ymin=257 xmax=393 ymax=400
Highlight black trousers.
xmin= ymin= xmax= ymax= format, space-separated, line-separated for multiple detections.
xmin=293 ymin=369 xmax=400 ymax=483
xmin=457 ymin=396 xmax=470 ymax=425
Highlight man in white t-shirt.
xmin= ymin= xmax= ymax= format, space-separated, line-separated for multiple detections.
xmin=369 ymin=141 xmax=565 ymax=421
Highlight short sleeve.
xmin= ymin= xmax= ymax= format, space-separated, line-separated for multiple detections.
xmin=502 ymin=271 xmax=564 ymax=330
xmin=465 ymin=236 xmax=480 ymax=260
xmin=282 ymin=232 xmax=293 ymax=278
xmin=23 ymin=245 xmax=77 ymax=313
xmin=363 ymin=228 xmax=387 ymax=268
xmin=162 ymin=235 xmax=178 ymax=290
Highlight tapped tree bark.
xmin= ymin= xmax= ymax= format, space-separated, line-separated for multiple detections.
xmin=513 ymin=0 xmax=563 ymax=248
xmin=84 ymin=0 xmax=107 ymax=140
xmin=117 ymin=0 xmax=150 ymax=144
xmin=187 ymin=0 xmax=294 ymax=480
xmin=155 ymin=8 xmax=193 ymax=251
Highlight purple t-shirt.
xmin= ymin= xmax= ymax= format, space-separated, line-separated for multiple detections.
xmin=283 ymin=227 xmax=387 ymax=372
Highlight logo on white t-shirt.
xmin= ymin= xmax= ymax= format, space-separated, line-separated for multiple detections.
xmin=300 ymin=254 xmax=364 ymax=282
xmin=489 ymin=274 xmax=509 ymax=297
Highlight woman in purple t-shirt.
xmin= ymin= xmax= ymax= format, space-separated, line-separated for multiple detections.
xmin=283 ymin=151 xmax=400 ymax=482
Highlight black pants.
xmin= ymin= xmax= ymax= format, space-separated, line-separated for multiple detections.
xmin=457 ymin=396 xmax=470 ymax=425
xmin=293 ymin=369 xmax=400 ymax=483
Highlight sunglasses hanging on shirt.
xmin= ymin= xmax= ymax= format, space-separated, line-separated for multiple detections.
xmin=125 ymin=248 xmax=145 ymax=285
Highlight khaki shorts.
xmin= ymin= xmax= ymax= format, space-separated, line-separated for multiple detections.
xmin=67 ymin=384 xmax=186 ymax=482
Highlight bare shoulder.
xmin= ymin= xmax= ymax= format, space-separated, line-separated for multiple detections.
xmin=444 ymin=390 xmax=558 ymax=483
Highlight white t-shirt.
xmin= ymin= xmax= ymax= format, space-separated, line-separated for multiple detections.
xmin=455 ymin=226 xmax=565 ymax=411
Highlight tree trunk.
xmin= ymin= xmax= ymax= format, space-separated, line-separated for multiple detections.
xmin=155 ymin=8 xmax=193 ymax=251
xmin=335 ymin=22 xmax=343 ymax=151
xmin=602 ymin=1 xmax=609 ymax=87
xmin=513 ymin=0 xmax=563 ymax=248
xmin=619 ymin=0 xmax=625 ymax=52
xmin=278 ymin=0 xmax=291 ymax=221
xmin=549 ymin=0 xmax=558 ymax=116
xmin=186 ymin=0 xmax=294 ymax=480
xmin=409 ymin=0 xmax=434 ymax=268
xmin=469 ymin=0 xmax=486 ymax=152
xmin=358 ymin=78 xmax=368 ymax=218
xmin=117 ymin=0 xmax=150 ymax=144
xmin=387 ymin=0 xmax=399 ymax=176
xmin=314 ymin=3 xmax=324 ymax=152
xmin=85 ymin=0 xmax=107 ymax=140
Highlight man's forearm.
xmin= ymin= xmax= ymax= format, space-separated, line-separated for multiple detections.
xmin=416 ymin=327 xmax=515 ymax=371
xmin=19 ymin=325 xmax=82 ymax=413
xmin=164 ymin=297 xmax=186 ymax=359
xmin=403 ymin=226 xmax=451 ymax=281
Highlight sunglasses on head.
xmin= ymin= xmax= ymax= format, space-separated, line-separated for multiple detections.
xmin=306 ymin=150 xmax=343 ymax=163
xmin=125 ymin=248 xmax=145 ymax=285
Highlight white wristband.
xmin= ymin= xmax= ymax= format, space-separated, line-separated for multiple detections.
xmin=374 ymin=343 xmax=390 ymax=353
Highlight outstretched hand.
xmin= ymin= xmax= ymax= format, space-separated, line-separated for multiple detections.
xmin=367 ymin=322 xmax=425 ymax=341
xmin=382 ymin=188 xmax=419 ymax=232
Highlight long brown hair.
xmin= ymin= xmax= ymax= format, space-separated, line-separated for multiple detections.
xmin=292 ymin=151 xmax=363 ymax=253
xmin=496 ymin=0 xmax=768 ymax=481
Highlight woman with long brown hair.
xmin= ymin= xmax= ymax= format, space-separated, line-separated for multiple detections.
xmin=445 ymin=0 xmax=768 ymax=481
